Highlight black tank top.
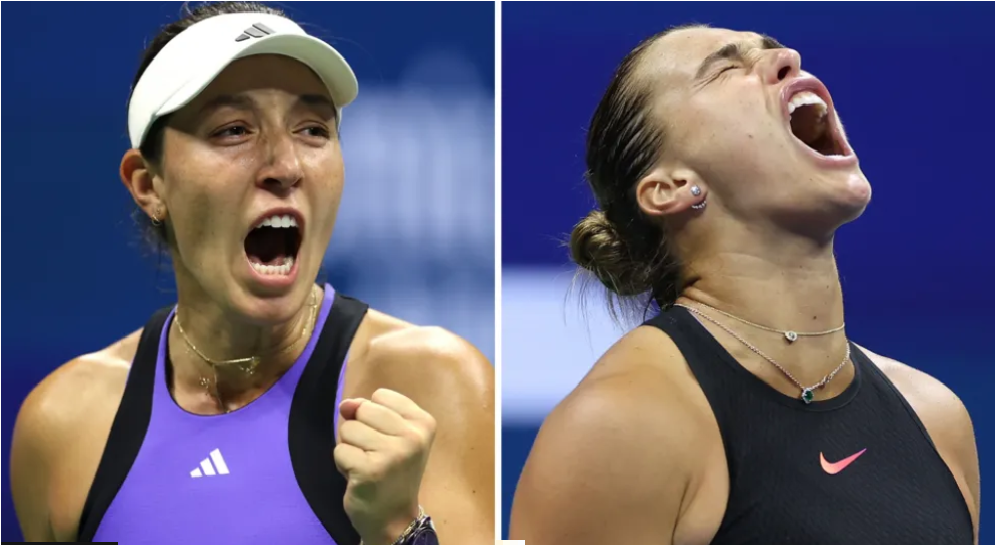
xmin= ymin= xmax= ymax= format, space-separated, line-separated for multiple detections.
xmin=644 ymin=306 xmax=973 ymax=544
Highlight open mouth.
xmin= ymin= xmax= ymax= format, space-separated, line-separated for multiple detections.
xmin=243 ymin=213 xmax=302 ymax=276
xmin=787 ymin=91 xmax=847 ymax=157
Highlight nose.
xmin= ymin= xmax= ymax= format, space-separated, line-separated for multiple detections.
xmin=257 ymin=131 xmax=304 ymax=191
xmin=759 ymin=48 xmax=802 ymax=85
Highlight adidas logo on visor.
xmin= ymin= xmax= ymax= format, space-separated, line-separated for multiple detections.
xmin=235 ymin=23 xmax=274 ymax=42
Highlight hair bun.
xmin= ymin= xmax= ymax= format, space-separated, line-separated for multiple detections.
xmin=569 ymin=210 xmax=640 ymax=296
xmin=570 ymin=211 xmax=614 ymax=268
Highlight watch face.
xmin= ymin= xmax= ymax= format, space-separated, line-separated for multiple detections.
xmin=407 ymin=518 xmax=438 ymax=545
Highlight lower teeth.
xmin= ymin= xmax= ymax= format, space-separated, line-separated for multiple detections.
xmin=250 ymin=256 xmax=294 ymax=276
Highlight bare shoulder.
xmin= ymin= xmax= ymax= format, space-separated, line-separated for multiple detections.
xmin=857 ymin=344 xmax=975 ymax=442
xmin=537 ymin=324 xmax=708 ymax=469
xmin=857 ymin=344 xmax=980 ymax=539
xmin=11 ymin=329 xmax=143 ymax=541
xmin=16 ymin=329 xmax=141 ymax=442
xmin=350 ymin=309 xmax=493 ymax=404
xmin=511 ymin=325 xmax=714 ymax=544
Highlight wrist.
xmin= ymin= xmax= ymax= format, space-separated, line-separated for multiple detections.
xmin=359 ymin=505 xmax=422 ymax=545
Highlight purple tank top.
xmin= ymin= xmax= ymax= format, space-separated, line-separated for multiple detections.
xmin=92 ymin=285 xmax=352 ymax=544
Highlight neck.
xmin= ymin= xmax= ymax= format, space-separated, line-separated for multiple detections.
xmin=168 ymin=282 xmax=321 ymax=408
xmin=676 ymin=225 xmax=850 ymax=389
xmin=681 ymin=231 xmax=844 ymax=331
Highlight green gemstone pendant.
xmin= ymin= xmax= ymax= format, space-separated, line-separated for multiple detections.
xmin=801 ymin=387 xmax=815 ymax=404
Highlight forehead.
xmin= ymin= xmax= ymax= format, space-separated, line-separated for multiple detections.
xmin=169 ymin=54 xmax=336 ymax=130
xmin=639 ymin=27 xmax=766 ymax=84
xmin=201 ymin=54 xmax=331 ymax=99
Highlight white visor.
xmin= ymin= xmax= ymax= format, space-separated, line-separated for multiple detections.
xmin=128 ymin=12 xmax=358 ymax=149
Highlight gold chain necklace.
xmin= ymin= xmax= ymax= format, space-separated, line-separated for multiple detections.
xmin=175 ymin=286 xmax=320 ymax=412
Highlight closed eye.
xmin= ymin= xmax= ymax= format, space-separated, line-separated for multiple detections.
xmin=703 ymin=65 xmax=739 ymax=86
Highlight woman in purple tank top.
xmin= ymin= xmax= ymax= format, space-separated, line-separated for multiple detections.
xmin=10 ymin=3 xmax=494 ymax=544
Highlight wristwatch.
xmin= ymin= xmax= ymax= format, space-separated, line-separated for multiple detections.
xmin=398 ymin=512 xmax=437 ymax=545
xmin=360 ymin=507 xmax=438 ymax=545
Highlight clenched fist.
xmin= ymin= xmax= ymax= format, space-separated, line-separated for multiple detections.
xmin=335 ymin=388 xmax=437 ymax=545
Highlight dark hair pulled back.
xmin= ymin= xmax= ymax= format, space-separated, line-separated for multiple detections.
xmin=569 ymin=25 xmax=700 ymax=321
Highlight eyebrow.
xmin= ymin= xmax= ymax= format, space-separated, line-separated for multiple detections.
xmin=694 ymin=34 xmax=785 ymax=81
xmin=198 ymin=93 xmax=337 ymax=118
xmin=297 ymin=94 xmax=337 ymax=119
xmin=198 ymin=94 xmax=255 ymax=114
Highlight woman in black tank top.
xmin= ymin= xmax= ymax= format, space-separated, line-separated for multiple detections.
xmin=510 ymin=24 xmax=979 ymax=545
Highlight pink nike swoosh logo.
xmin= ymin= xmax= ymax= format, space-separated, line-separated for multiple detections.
xmin=820 ymin=448 xmax=867 ymax=474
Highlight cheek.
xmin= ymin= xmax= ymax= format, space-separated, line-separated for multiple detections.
xmin=678 ymin=93 xmax=789 ymax=180
xmin=304 ymin=155 xmax=345 ymax=236
xmin=162 ymin=169 xmax=242 ymax=258
xmin=170 ymin=186 xmax=232 ymax=252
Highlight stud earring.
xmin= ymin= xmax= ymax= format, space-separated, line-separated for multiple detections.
xmin=151 ymin=206 xmax=164 ymax=226
xmin=689 ymin=185 xmax=706 ymax=210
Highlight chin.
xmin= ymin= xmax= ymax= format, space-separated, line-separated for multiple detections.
xmin=771 ymin=177 xmax=872 ymax=239
xmin=232 ymin=280 xmax=315 ymax=326
xmin=828 ymin=170 xmax=872 ymax=224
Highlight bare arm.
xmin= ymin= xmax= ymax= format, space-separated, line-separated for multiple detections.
xmin=904 ymin=373 xmax=981 ymax=544
xmin=357 ymin=326 xmax=496 ymax=544
xmin=10 ymin=341 xmax=135 ymax=543
xmin=10 ymin=384 xmax=59 ymax=542
xmin=509 ymin=370 xmax=698 ymax=545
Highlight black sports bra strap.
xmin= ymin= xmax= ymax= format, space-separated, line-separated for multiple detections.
xmin=288 ymin=292 xmax=370 ymax=545
xmin=77 ymin=306 xmax=172 ymax=541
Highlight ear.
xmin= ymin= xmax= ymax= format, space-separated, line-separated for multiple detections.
xmin=120 ymin=149 xmax=166 ymax=222
xmin=635 ymin=165 xmax=707 ymax=218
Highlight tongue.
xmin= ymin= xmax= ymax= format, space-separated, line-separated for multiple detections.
xmin=245 ymin=227 xmax=289 ymax=265
xmin=790 ymin=106 xmax=826 ymax=151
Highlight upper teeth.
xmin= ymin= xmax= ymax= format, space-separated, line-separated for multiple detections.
xmin=257 ymin=214 xmax=297 ymax=229
xmin=788 ymin=91 xmax=827 ymax=117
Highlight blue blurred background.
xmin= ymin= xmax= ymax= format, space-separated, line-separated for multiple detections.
xmin=2 ymin=2 xmax=493 ymax=541
xmin=502 ymin=1 xmax=993 ymax=539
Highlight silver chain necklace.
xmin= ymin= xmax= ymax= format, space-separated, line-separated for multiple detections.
xmin=691 ymin=301 xmax=845 ymax=343
xmin=675 ymin=304 xmax=851 ymax=404
xmin=692 ymin=301 xmax=846 ymax=343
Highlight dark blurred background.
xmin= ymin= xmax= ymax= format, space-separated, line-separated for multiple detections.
xmin=2 ymin=2 xmax=494 ymax=541
xmin=502 ymin=1 xmax=992 ymax=539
